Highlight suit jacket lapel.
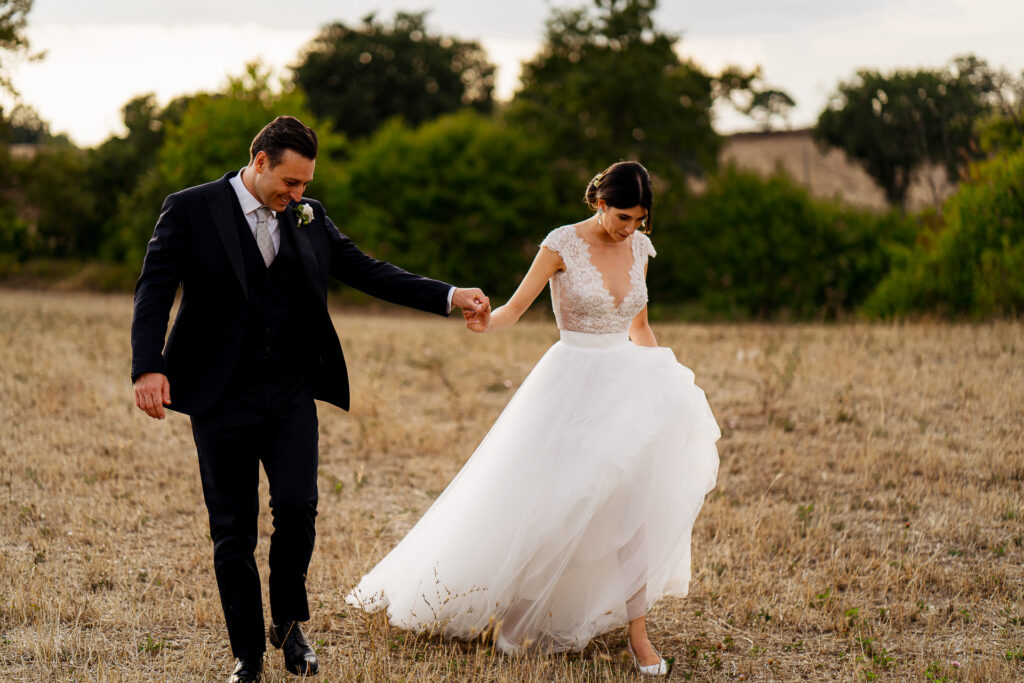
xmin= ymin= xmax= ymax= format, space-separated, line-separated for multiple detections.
xmin=282 ymin=201 xmax=326 ymax=306
xmin=207 ymin=174 xmax=247 ymax=297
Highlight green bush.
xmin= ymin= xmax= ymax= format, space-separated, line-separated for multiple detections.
xmin=650 ymin=166 xmax=913 ymax=319
xmin=0 ymin=204 xmax=36 ymax=262
xmin=340 ymin=111 xmax=567 ymax=296
xmin=865 ymin=147 xmax=1024 ymax=317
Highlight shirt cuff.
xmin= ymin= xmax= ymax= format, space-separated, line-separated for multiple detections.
xmin=446 ymin=286 xmax=456 ymax=315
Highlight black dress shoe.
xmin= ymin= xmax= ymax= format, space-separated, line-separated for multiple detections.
xmin=228 ymin=656 xmax=263 ymax=683
xmin=269 ymin=621 xmax=320 ymax=675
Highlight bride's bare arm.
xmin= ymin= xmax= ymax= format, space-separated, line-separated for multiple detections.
xmin=484 ymin=247 xmax=564 ymax=333
xmin=629 ymin=306 xmax=657 ymax=347
xmin=629 ymin=265 xmax=657 ymax=347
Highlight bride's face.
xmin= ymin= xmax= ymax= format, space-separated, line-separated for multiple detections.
xmin=597 ymin=202 xmax=647 ymax=242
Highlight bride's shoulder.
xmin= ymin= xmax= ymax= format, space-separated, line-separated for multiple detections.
xmin=539 ymin=224 xmax=579 ymax=252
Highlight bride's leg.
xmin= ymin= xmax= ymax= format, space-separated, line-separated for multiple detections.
xmin=628 ymin=611 xmax=663 ymax=667
xmin=626 ymin=583 xmax=646 ymax=621
xmin=620 ymin=528 xmax=662 ymax=666
xmin=497 ymin=597 xmax=535 ymax=646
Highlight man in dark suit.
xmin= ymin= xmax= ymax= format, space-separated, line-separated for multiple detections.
xmin=131 ymin=116 xmax=489 ymax=682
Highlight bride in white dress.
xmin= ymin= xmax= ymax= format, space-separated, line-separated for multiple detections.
xmin=346 ymin=161 xmax=720 ymax=676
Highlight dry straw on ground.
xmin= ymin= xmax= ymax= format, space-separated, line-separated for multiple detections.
xmin=0 ymin=289 xmax=1021 ymax=682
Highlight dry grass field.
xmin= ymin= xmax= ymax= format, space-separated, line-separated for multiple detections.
xmin=0 ymin=289 xmax=1022 ymax=682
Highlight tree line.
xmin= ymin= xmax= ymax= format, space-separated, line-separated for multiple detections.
xmin=0 ymin=0 xmax=1021 ymax=319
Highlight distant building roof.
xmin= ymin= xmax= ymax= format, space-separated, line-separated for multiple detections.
xmin=721 ymin=128 xmax=954 ymax=211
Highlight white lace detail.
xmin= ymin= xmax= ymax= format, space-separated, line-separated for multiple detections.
xmin=540 ymin=225 xmax=655 ymax=334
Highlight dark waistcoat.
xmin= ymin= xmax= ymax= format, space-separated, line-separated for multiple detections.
xmin=232 ymin=206 xmax=315 ymax=384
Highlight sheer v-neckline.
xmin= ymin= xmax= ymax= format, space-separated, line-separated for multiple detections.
xmin=572 ymin=225 xmax=637 ymax=309
xmin=541 ymin=224 xmax=653 ymax=334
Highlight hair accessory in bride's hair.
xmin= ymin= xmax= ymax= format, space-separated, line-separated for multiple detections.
xmin=591 ymin=172 xmax=605 ymax=187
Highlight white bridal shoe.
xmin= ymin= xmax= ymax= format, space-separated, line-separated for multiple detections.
xmin=627 ymin=640 xmax=668 ymax=676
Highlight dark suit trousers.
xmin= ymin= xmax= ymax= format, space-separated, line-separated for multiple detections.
xmin=190 ymin=370 xmax=318 ymax=658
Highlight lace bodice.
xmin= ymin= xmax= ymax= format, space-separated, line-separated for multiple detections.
xmin=540 ymin=224 xmax=656 ymax=334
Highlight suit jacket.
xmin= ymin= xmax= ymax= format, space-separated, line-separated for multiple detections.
xmin=130 ymin=171 xmax=452 ymax=416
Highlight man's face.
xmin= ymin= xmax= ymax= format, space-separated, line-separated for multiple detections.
xmin=252 ymin=149 xmax=315 ymax=213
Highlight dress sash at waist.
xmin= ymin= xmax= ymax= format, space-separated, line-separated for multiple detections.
xmin=558 ymin=329 xmax=630 ymax=349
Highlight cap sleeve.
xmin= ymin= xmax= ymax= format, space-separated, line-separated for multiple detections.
xmin=540 ymin=225 xmax=570 ymax=255
xmin=638 ymin=232 xmax=657 ymax=258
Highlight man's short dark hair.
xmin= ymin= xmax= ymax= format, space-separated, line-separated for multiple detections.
xmin=250 ymin=116 xmax=318 ymax=166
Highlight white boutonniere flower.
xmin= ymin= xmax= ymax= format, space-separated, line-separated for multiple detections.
xmin=294 ymin=202 xmax=314 ymax=227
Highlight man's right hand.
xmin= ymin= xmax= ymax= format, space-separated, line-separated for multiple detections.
xmin=134 ymin=372 xmax=171 ymax=419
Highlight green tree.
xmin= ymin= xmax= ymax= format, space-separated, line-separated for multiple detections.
xmin=714 ymin=66 xmax=795 ymax=132
xmin=89 ymin=93 xmax=192 ymax=191
xmin=0 ymin=109 xmax=32 ymax=261
xmin=816 ymin=55 xmax=1009 ymax=210
xmin=293 ymin=12 xmax=494 ymax=140
xmin=509 ymin=0 xmax=718 ymax=179
xmin=73 ymin=94 xmax=195 ymax=259
xmin=0 ymin=0 xmax=46 ymax=259
xmin=0 ymin=0 xmax=38 ymax=95
xmin=865 ymin=147 xmax=1024 ymax=317
xmin=508 ymin=0 xmax=789 ymax=183
xmin=14 ymin=139 xmax=96 ymax=257
xmin=976 ymin=65 xmax=1024 ymax=155
xmin=0 ymin=104 xmax=95 ymax=260
xmin=341 ymin=111 xmax=564 ymax=296
xmin=5 ymin=103 xmax=48 ymax=143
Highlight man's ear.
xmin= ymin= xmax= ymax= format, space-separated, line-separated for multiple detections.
xmin=253 ymin=150 xmax=268 ymax=173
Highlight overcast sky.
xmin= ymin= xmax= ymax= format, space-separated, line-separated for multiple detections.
xmin=10 ymin=0 xmax=1024 ymax=146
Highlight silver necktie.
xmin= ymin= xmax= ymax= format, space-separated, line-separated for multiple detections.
xmin=254 ymin=206 xmax=275 ymax=267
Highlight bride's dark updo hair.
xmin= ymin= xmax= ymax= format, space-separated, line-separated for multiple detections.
xmin=584 ymin=161 xmax=653 ymax=232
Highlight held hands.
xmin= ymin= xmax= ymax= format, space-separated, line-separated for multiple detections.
xmin=452 ymin=287 xmax=491 ymax=333
xmin=463 ymin=305 xmax=491 ymax=333
xmin=133 ymin=372 xmax=171 ymax=419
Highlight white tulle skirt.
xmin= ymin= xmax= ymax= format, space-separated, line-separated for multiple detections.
xmin=345 ymin=330 xmax=721 ymax=653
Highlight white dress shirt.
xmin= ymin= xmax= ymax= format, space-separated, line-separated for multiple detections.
xmin=229 ymin=168 xmax=280 ymax=256
xmin=229 ymin=166 xmax=457 ymax=312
